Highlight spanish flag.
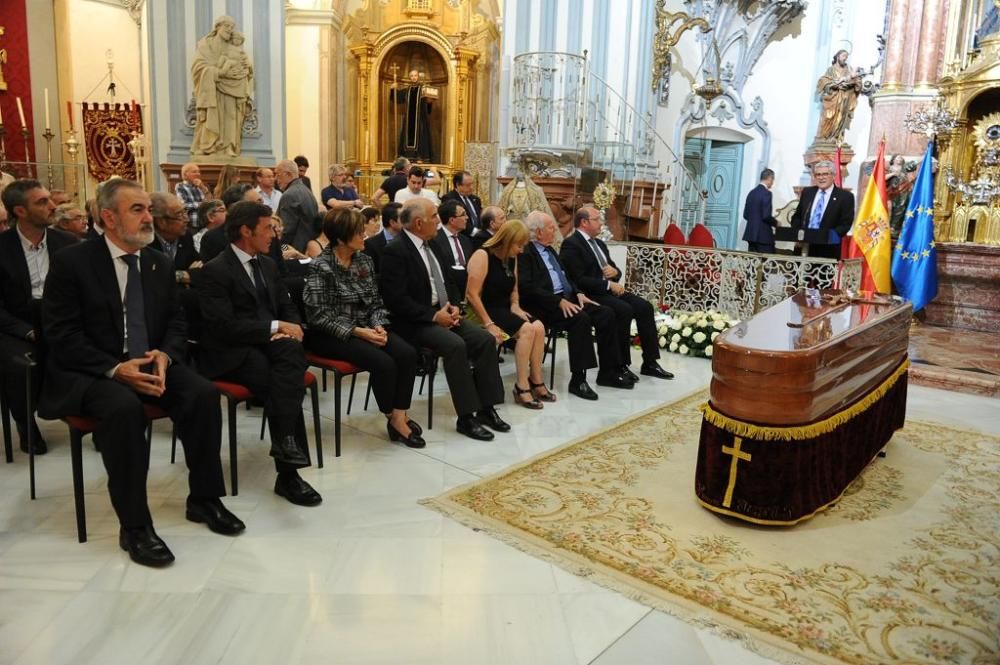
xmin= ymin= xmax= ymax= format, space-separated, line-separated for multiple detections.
xmin=843 ymin=140 xmax=891 ymax=293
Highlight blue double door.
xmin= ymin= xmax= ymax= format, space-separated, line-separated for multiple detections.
xmin=680 ymin=137 xmax=745 ymax=249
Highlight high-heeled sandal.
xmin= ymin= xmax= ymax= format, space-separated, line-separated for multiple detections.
xmin=529 ymin=380 xmax=557 ymax=403
xmin=512 ymin=384 xmax=543 ymax=409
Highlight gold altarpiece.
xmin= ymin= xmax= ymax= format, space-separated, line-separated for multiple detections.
xmin=343 ymin=1 xmax=499 ymax=197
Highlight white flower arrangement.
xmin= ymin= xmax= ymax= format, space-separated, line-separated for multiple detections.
xmin=636 ymin=308 xmax=738 ymax=359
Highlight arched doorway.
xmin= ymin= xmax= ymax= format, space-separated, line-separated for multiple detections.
xmin=377 ymin=41 xmax=448 ymax=164
xmin=681 ymin=127 xmax=754 ymax=248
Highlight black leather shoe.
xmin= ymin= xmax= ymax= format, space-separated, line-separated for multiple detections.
xmin=274 ymin=472 xmax=323 ymax=506
xmin=269 ymin=435 xmax=310 ymax=467
xmin=568 ymin=380 xmax=599 ymax=400
xmin=640 ymin=362 xmax=674 ymax=379
xmin=17 ymin=426 xmax=47 ymax=455
xmin=456 ymin=414 xmax=494 ymax=441
xmin=596 ymin=373 xmax=634 ymax=389
xmin=476 ymin=407 xmax=511 ymax=432
xmin=119 ymin=525 xmax=175 ymax=567
xmin=186 ymin=497 xmax=246 ymax=535
xmin=621 ymin=367 xmax=639 ymax=383
xmin=387 ymin=421 xmax=426 ymax=448
xmin=407 ymin=420 xmax=423 ymax=436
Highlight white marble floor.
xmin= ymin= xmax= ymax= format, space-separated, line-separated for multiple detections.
xmin=1 ymin=349 xmax=997 ymax=665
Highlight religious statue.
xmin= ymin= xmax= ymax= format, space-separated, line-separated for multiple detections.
xmin=391 ymin=69 xmax=435 ymax=162
xmin=886 ymin=154 xmax=917 ymax=235
xmin=497 ymin=174 xmax=550 ymax=224
xmin=191 ymin=16 xmax=254 ymax=158
xmin=813 ymin=50 xmax=862 ymax=144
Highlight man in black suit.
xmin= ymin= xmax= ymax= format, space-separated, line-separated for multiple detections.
xmin=742 ymin=168 xmax=778 ymax=254
xmin=197 ymin=200 xmax=321 ymax=507
xmin=0 ymin=180 xmax=77 ymax=453
xmin=441 ymin=170 xmax=482 ymax=236
xmin=363 ymin=202 xmax=402 ymax=273
xmin=560 ymin=206 xmax=673 ymax=382
xmin=790 ymin=160 xmax=855 ymax=259
xmin=39 ymin=179 xmax=243 ymax=568
xmin=199 ymin=184 xmax=263 ymax=263
xmin=380 ymin=198 xmax=507 ymax=441
xmin=431 ymin=199 xmax=474 ymax=298
xmin=148 ymin=192 xmax=201 ymax=283
xmin=519 ymin=212 xmax=630 ymax=401
xmin=276 ymin=159 xmax=320 ymax=253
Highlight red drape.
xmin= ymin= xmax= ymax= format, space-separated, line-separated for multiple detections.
xmin=0 ymin=0 xmax=35 ymax=172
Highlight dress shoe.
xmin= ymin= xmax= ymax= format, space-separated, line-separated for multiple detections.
xmin=640 ymin=362 xmax=674 ymax=380
xmin=186 ymin=497 xmax=246 ymax=535
xmin=387 ymin=421 xmax=426 ymax=448
xmin=17 ymin=426 xmax=47 ymax=455
xmin=407 ymin=420 xmax=423 ymax=436
xmin=568 ymin=380 xmax=599 ymax=400
xmin=596 ymin=372 xmax=635 ymax=389
xmin=456 ymin=414 xmax=494 ymax=441
xmin=269 ymin=435 xmax=310 ymax=467
xmin=119 ymin=525 xmax=175 ymax=567
xmin=621 ymin=367 xmax=639 ymax=384
xmin=274 ymin=472 xmax=323 ymax=506
xmin=476 ymin=407 xmax=511 ymax=432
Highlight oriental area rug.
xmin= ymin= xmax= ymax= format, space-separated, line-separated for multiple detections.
xmin=421 ymin=390 xmax=1000 ymax=665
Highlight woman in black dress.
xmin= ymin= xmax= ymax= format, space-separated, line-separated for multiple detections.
xmin=465 ymin=220 xmax=554 ymax=409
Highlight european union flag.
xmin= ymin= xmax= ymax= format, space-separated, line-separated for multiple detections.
xmin=891 ymin=142 xmax=937 ymax=312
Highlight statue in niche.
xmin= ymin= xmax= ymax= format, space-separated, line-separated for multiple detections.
xmin=813 ymin=50 xmax=862 ymax=144
xmin=886 ymin=154 xmax=917 ymax=235
xmin=391 ymin=69 xmax=436 ymax=162
xmin=191 ymin=16 xmax=254 ymax=159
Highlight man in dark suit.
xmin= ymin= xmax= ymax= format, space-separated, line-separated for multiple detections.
xmin=790 ymin=160 xmax=855 ymax=259
xmin=148 ymin=192 xmax=201 ymax=282
xmin=199 ymin=184 xmax=263 ymax=263
xmin=431 ymin=199 xmax=474 ymax=298
xmin=380 ymin=198 xmax=507 ymax=441
xmin=39 ymin=179 xmax=243 ymax=568
xmin=0 ymin=180 xmax=77 ymax=453
xmin=275 ymin=159 xmax=320 ymax=253
xmin=441 ymin=170 xmax=482 ymax=236
xmin=363 ymin=202 xmax=402 ymax=273
xmin=197 ymin=200 xmax=321 ymax=507
xmin=742 ymin=168 xmax=778 ymax=254
xmin=519 ymin=212 xmax=630 ymax=401
xmin=560 ymin=207 xmax=673 ymax=382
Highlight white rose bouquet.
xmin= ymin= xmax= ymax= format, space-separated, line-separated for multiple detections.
xmin=640 ymin=308 xmax=738 ymax=359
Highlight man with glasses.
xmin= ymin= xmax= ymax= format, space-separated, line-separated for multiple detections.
xmin=432 ymin=199 xmax=474 ymax=297
xmin=53 ymin=203 xmax=90 ymax=240
xmin=791 ymin=160 xmax=854 ymax=259
xmin=149 ymin=192 xmax=201 ymax=284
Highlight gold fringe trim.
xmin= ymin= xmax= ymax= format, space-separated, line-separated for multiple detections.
xmin=699 ymin=359 xmax=910 ymax=442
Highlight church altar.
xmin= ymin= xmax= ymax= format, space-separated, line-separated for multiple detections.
xmin=695 ymin=289 xmax=912 ymax=525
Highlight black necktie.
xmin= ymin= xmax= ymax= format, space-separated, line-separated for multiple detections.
xmin=249 ymin=258 xmax=274 ymax=318
xmin=120 ymin=254 xmax=149 ymax=359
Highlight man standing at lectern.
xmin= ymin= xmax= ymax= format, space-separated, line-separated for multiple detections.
xmin=791 ymin=160 xmax=854 ymax=259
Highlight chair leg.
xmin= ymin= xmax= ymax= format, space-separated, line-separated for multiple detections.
xmin=364 ymin=382 xmax=372 ymax=412
xmin=170 ymin=425 xmax=178 ymax=464
xmin=309 ymin=380 xmax=324 ymax=465
xmin=427 ymin=367 xmax=435 ymax=430
xmin=418 ymin=374 xmax=426 ymax=395
xmin=0 ymin=392 xmax=12 ymax=464
xmin=227 ymin=396 xmax=239 ymax=496
xmin=26 ymin=364 xmax=35 ymax=500
xmin=333 ymin=375 xmax=342 ymax=459
xmin=321 ymin=368 xmax=328 ymax=392
xmin=346 ymin=373 xmax=357 ymax=415
xmin=548 ymin=335 xmax=558 ymax=387
xmin=146 ymin=422 xmax=152 ymax=447
xmin=259 ymin=411 xmax=267 ymax=441
xmin=70 ymin=427 xmax=87 ymax=543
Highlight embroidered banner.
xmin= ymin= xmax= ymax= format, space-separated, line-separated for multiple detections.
xmin=81 ymin=102 xmax=142 ymax=182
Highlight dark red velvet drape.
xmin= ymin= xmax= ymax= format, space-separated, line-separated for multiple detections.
xmin=0 ymin=0 xmax=34 ymax=171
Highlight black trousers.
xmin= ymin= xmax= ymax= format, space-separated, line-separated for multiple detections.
xmin=217 ymin=339 xmax=310 ymax=473
xmin=407 ymin=319 xmax=504 ymax=417
xmin=80 ymin=363 xmax=226 ymax=529
xmin=748 ymin=242 xmax=776 ymax=254
xmin=590 ymin=291 xmax=660 ymax=365
xmin=306 ymin=330 xmax=417 ymax=413
xmin=0 ymin=333 xmax=43 ymax=436
xmin=530 ymin=300 xmax=620 ymax=378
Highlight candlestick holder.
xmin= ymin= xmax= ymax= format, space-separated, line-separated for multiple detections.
xmin=20 ymin=127 xmax=32 ymax=178
xmin=0 ymin=124 xmax=7 ymax=170
xmin=63 ymin=129 xmax=81 ymax=199
xmin=127 ymin=131 xmax=148 ymax=190
xmin=42 ymin=128 xmax=56 ymax=189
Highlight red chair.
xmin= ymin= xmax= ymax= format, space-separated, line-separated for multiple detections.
xmin=687 ymin=223 xmax=716 ymax=247
xmin=662 ymin=223 xmax=686 ymax=246
xmin=304 ymin=354 xmax=363 ymax=459
xmin=65 ymin=404 xmax=171 ymax=543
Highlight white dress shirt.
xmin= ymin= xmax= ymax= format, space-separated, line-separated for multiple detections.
xmin=17 ymin=226 xmax=50 ymax=299
xmin=230 ymin=244 xmax=279 ymax=334
xmin=257 ymin=186 xmax=282 ymax=210
xmin=403 ymin=229 xmax=444 ymax=306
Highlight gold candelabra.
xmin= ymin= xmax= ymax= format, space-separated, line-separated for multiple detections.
xmin=63 ymin=129 xmax=81 ymax=197
xmin=127 ymin=131 xmax=148 ymax=190
xmin=20 ymin=126 xmax=31 ymax=178
xmin=42 ymin=128 xmax=55 ymax=189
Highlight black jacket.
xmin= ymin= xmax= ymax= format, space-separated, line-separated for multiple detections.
xmin=379 ymin=232 xmax=461 ymax=339
xmin=558 ymin=230 xmax=622 ymax=298
xmin=0 ymin=226 xmax=77 ymax=338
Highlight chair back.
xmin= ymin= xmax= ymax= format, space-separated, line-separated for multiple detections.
xmin=662 ymin=223 xmax=686 ymax=246
xmin=687 ymin=223 xmax=715 ymax=248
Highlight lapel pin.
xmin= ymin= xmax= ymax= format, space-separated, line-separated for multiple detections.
xmin=152 ymin=263 xmax=157 ymax=271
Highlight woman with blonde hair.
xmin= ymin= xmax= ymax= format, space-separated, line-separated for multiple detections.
xmin=465 ymin=220 xmax=554 ymax=409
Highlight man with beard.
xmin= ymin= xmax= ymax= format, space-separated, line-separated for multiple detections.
xmin=40 ymin=179 xmax=243 ymax=568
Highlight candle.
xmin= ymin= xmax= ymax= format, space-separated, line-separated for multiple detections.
xmin=16 ymin=97 xmax=27 ymax=128
xmin=44 ymin=88 xmax=51 ymax=130
xmin=66 ymin=101 xmax=74 ymax=131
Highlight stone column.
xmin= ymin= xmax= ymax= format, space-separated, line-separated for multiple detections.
xmin=881 ymin=0 xmax=909 ymax=91
xmin=914 ymin=0 xmax=949 ymax=89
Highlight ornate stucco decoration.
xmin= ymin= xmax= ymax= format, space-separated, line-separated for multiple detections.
xmin=652 ymin=1 xmax=711 ymax=106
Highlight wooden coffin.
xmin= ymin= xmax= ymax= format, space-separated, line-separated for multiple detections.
xmin=710 ymin=290 xmax=912 ymax=425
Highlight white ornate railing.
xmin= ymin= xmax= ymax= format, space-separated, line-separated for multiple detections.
xmin=621 ymin=243 xmax=863 ymax=321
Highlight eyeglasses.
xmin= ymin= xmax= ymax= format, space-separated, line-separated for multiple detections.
xmin=167 ymin=212 xmax=189 ymax=222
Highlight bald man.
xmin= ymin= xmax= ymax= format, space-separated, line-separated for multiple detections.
xmin=175 ymin=163 xmax=210 ymax=228
xmin=274 ymin=159 xmax=320 ymax=252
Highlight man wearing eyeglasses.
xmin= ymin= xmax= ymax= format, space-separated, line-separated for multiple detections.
xmin=148 ymin=192 xmax=201 ymax=284
xmin=431 ymin=199 xmax=474 ymax=297
xmin=790 ymin=160 xmax=854 ymax=259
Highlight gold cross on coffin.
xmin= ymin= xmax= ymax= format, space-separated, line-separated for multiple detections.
xmin=721 ymin=437 xmax=752 ymax=508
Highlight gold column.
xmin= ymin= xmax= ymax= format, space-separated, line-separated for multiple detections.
xmin=350 ymin=43 xmax=375 ymax=167
xmin=881 ymin=0 xmax=909 ymax=91
xmin=452 ymin=47 xmax=478 ymax=168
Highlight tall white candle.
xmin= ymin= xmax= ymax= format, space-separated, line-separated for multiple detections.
xmin=16 ymin=97 xmax=27 ymax=128
xmin=44 ymin=88 xmax=51 ymax=129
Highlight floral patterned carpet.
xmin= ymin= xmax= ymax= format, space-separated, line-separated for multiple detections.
xmin=422 ymin=391 xmax=1000 ymax=665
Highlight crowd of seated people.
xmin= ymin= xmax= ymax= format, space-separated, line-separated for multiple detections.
xmin=0 ymin=160 xmax=675 ymax=571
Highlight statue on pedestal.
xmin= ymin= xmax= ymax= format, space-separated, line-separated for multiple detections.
xmin=814 ymin=50 xmax=862 ymax=144
xmin=391 ymin=69 xmax=436 ymax=163
xmin=191 ymin=16 xmax=254 ymax=159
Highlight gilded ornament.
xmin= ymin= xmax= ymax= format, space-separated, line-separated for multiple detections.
xmin=592 ymin=182 xmax=616 ymax=211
